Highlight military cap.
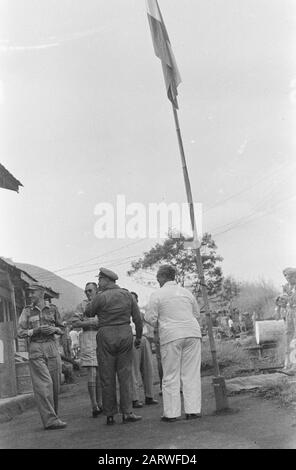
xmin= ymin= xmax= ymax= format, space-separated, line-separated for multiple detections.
xmin=27 ymin=283 xmax=45 ymax=291
xmin=96 ymin=267 xmax=118 ymax=281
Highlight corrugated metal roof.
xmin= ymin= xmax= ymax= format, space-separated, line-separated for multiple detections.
xmin=0 ymin=257 xmax=59 ymax=298
xmin=0 ymin=163 xmax=23 ymax=192
xmin=0 ymin=257 xmax=36 ymax=282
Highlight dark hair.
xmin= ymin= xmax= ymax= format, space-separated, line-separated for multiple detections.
xmin=130 ymin=291 xmax=138 ymax=301
xmin=157 ymin=265 xmax=176 ymax=281
xmin=85 ymin=282 xmax=97 ymax=290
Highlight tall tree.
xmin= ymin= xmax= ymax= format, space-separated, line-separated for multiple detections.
xmin=127 ymin=231 xmax=223 ymax=299
xmin=219 ymin=276 xmax=240 ymax=309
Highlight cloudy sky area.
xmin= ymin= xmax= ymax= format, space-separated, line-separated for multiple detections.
xmin=0 ymin=0 xmax=296 ymax=302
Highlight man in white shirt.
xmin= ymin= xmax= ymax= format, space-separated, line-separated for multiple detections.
xmin=145 ymin=265 xmax=202 ymax=422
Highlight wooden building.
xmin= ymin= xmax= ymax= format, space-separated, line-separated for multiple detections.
xmin=0 ymin=163 xmax=23 ymax=192
xmin=0 ymin=257 xmax=59 ymax=352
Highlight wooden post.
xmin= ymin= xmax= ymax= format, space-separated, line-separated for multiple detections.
xmin=8 ymin=278 xmax=19 ymax=352
xmin=0 ymin=322 xmax=17 ymax=398
xmin=172 ymin=105 xmax=229 ymax=411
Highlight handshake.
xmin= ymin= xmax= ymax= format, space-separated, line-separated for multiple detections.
xmin=134 ymin=337 xmax=142 ymax=349
xmin=34 ymin=325 xmax=63 ymax=336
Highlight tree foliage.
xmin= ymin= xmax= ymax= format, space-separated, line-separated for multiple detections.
xmin=233 ymin=279 xmax=278 ymax=319
xmin=220 ymin=276 xmax=241 ymax=308
xmin=127 ymin=231 xmax=224 ymax=299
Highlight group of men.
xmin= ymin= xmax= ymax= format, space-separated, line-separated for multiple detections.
xmin=17 ymin=264 xmax=202 ymax=430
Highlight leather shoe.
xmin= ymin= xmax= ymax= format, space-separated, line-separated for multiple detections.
xmin=45 ymin=420 xmax=67 ymax=430
xmin=106 ymin=416 xmax=115 ymax=425
xmin=145 ymin=397 xmax=158 ymax=405
xmin=160 ymin=416 xmax=177 ymax=423
xmin=185 ymin=413 xmax=202 ymax=420
xmin=92 ymin=406 xmax=103 ymax=418
xmin=132 ymin=400 xmax=144 ymax=408
xmin=122 ymin=413 xmax=142 ymax=424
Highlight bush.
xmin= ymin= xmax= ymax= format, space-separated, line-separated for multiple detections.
xmin=201 ymin=337 xmax=252 ymax=373
xmin=233 ymin=279 xmax=279 ymax=319
xmin=256 ymin=377 xmax=296 ymax=408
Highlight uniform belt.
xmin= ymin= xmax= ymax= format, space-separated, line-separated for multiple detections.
xmin=30 ymin=337 xmax=55 ymax=343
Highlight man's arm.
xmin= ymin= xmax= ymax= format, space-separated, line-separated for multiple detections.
xmin=131 ymin=296 xmax=142 ymax=340
xmin=84 ymin=293 xmax=105 ymax=317
xmin=17 ymin=308 xmax=33 ymax=339
xmin=144 ymin=293 xmax=159 ymax=328
xmin=71 ymin=317 xmax=98 ymax=329
xmin=192 ymin=295 xmax=200 ymax=322
xmin=71 ymin=303 xmax=98 ymax=329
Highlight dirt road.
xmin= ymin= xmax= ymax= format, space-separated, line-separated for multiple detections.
xmin=0 ymin=373 xmax=295 ymax=449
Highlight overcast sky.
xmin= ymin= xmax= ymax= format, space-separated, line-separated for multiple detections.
xmin=0 ymin=0 xmax=296 ymax=303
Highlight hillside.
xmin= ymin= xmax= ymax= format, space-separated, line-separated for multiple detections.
xmin=16 ymin=263 xmax=84 ymax=316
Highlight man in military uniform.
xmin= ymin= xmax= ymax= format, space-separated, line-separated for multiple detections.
xmin=85 ymin=268 xmax=143 ymax=425
xmin=17 ymin=284 xmax=67 ymax=430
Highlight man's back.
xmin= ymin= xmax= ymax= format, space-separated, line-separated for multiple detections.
xmin=147 ymin=281 xmax=201 ymax=345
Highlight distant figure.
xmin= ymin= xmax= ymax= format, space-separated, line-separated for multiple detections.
xmin=58 ymin=326 xmax=75 ymax=384
xmin=239 ymin=313 xmax=247 ymax=333
xmin=69 ymin=328 xmax=80 ymax=359
xmin=145 ymin=265 xmax=202 ymax=422
xmin=250 ymin=312 xmax=257 ymax=332
xmin=130 ymin=291 xmax=158 ymax=409
xmin=275 ymin=296 xmax=288 ymax=321
xmin=228 ymin=317 xmax=235 ymax=338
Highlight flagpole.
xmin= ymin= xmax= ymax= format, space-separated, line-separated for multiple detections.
xmin=172 ymin=104 xmax=229 ymax=411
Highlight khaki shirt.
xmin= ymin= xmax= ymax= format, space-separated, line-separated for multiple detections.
xmin=85 ymin=285 xmax=142 ymax=339
xmin=18 ymin=303 xmax=63 ymax=343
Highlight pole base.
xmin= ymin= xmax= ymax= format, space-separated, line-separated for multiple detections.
xmin=212 ymin=376 xmax=229 ymax=412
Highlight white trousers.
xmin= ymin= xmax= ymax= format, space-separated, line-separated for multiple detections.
xmin=161 ymin=337 xmax=201 ymax=418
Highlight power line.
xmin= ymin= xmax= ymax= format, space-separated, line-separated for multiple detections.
xmin=213 ymin=194 xmax=296 ymax=238
xmin=36 ymin=253 xmax=144 ymax=282
xmin=36 ymin=238 xmax=148 ymax=280
xmin=209 ymin=170 xmax=294 ymax=235
xmin=204 ymin=160 xmax=295 ymax=213
xmin=36 ymin=253 xmax=145 ymax=284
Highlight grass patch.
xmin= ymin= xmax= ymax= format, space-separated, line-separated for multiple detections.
xmin=255 ymin=377 xmax=296 ymax=408
xmin=201 ymin=337 xmax=253 ymax=378
xmin=201 ymin=335 xmax=286 ymax=379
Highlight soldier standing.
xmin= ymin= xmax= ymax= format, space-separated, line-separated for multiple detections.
xmin=17 ymin=284 xmax=67 ymax=430
xmin=85 ymin=268 xmax=143 ymax=425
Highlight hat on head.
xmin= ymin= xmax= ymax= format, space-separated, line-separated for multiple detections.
xmin=96 ymin=267 xmax=118 ymax=281
xmin=27 ymin=283 xmax=45 ymax=291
